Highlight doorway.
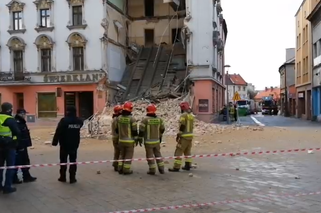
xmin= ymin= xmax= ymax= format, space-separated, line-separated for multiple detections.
xmin=78 ymin=92 xmax=93 ymax=119
xmin=64 ymin=92 xmax=76 ymax=116
xmin=144 ymin=29 xmax=154 ymax=46
xmin=15 ymin=93 xmax=24 ymax=109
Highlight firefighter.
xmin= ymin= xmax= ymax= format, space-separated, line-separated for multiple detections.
xmin=139 ymin=103 xmax=165 ymax=175
xmin=0 ymin=102 xmax=20 ymax=194
xmin=52 ymin=106 xmax=83 ymax=184
xmin=169 ymin=102 xmax=194 ymax=172
xmin=111 ymin=105 xmax=122 ymax=171
xmin=115 ymin=101 xmax=138 ymax=175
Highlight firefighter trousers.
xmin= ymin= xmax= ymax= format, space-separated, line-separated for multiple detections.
xmin=118 ymin=142 xmax=135 ymax=174
xmin=112 ymin=138 xmax=120 ymax=168
xmin=173 ymin=138 xmax=193 ymax=169
xmin=145 ymin=143 xmax=164 ymax=173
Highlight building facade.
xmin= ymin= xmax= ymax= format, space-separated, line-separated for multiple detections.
xmin=279 ymin=48 xmax=295 ymax=116
xmin=185 ymin=0 xmax=228 ymax=121
xmin=225 ymin=74 xmax=248 ymax=103
xmin=295 ymin=0 xmax=312 ymax=120
xmin=0 ymin=0 xmax=121 ymax=119
xmin=307 ymin=0 xmax=321 ymax=120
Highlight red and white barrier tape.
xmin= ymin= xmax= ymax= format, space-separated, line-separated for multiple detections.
xmin=107 ymin=191 xmax=321 ymax=213
xmin=1 ymin=147 xmax=320 ymax=170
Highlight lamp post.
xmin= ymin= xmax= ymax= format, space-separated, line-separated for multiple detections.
xmin=224 ymin=65 xmax=231 ymax=124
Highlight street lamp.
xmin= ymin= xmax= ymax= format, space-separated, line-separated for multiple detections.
xmin=224 ymin=65 xmax=231 ymax=124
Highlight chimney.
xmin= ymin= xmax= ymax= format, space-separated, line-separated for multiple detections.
xmin=270 ymin=86 xmax=273 ymax=91
xmin=265 ymin=87 xmax=268 ymax=91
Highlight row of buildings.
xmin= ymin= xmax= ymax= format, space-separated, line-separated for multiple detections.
xmin=0 ymin=0 xmax=228 ymax=122
xmin=279 ymin=0 xmax=321 ymax=120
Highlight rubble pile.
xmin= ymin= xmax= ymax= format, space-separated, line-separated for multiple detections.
xmin=81 ymin=99 xmax=234 ymax=139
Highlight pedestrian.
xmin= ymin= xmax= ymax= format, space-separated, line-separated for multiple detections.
xmin=139 ymin=103 xmax=165 ymax=175
xmin=52 ymin=106 xmax=83 ymax=184
xmin=13 ymin=108 xmax=37 ymax=184
xmin=169 ymin=102 xmax=194 ymax=172
xmin=111 ymin=105 xmax=122 ymax=171
xmin=234 ymin=104 xmax=237 ymax=122
xmin=0 ymin=102 xmax=21 ymax=194
xmin=115 ymin=101 xmax=138 ymax=175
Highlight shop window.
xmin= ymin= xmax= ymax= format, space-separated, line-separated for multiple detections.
xmin=144 ymin=0 xmax=154 ymax=17
xmin=37 ymin=92 xmax=57 ymax=118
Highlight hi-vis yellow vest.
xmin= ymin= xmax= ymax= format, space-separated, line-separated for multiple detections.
xmin=0 ymin=114 xmax=17 ymax=140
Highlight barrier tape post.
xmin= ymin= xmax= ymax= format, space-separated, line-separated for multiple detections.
xmin=1 ymin=147 xmax=320 ymax=170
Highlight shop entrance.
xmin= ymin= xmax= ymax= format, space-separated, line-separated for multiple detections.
xmin=15 ymin=93 xmax=24 ymax=109
xmin=64 ymin=91 xmax=93 ymax=119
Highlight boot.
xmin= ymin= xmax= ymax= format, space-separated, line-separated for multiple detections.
xmin=13 ymin=176 xmax=22 ymax=184
xmin=59 ymin=167 xmax=67 ymax=182
xmin=58 ymin=176 xmax=66 ymax=182
xmin=123 ymin=170 xmax=133 ymax=175
xmin=168 ymin=168 xmax=180 ymax=172
xmin=158 ymin=168 xmax=165 ymax=174
xmin=147 ymin=169 xmax=156 ymax=175
xmin=3 ymin=187 xmax=17 ymax=194
xmin=23 ymin=172 xmax=37 ymax=183
xmin=69 ymin=173 xmax=77 ymax=184
xmin=182 ymin=162 xmax=191 ymax=171
xmin=113 ymin=165 xmax=118 ymax=172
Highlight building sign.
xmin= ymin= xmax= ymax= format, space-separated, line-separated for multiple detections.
xmin=298 ymin=92 xmax=304 ymax=98
xmin=198 ymin=99 xmax=209 ymax=112
xmin=44 ymin=73 xmax=104 ymax=83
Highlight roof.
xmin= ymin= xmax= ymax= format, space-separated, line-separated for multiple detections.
xmin=254 ymin=87 xmax=281 ymax=101
xmin=307 ymin=0 xmax=321 ymax=20
xmin=226 ymin=74 xmax=247 ymax=86
xmin=278 ymin=58 xmax=295 ymax=73
xmin=295 ymin=0 xmax=306 ymax=17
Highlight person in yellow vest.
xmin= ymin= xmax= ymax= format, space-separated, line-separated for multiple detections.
xmin=111 ymin=105 xmax=122 ymax=171
xmin=115 ymin=101 xmax=138 ymax=175
xmin=139 ymin=103 xmax=165 ymax=175
xmin=0 ymin=102 xmax=21 ymax=194
xmin=229 ymin=102 xmax=235 ymax=121
xmin=169 ymin=102 xmax=194 ymax=172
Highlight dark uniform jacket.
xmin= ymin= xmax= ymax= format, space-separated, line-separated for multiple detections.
xmin=52 ymin=112 xmax=83 ymax=150
xmin=15 ymin=115 xmax=32 ymax=150
xmin=139 ymin=114 xmax=165 ymax=144
xmin=0 ymin=112 xmax=21 ymax=149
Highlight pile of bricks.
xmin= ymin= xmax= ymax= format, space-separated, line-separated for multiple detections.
xmin=81 ymin=99 xmax=229 ymax=139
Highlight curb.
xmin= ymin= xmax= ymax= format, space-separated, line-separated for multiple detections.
xmin=250 ymin=115 xmax=265 ymax=126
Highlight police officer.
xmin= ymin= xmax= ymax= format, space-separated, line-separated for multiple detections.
xmin=111 ymin=105 xmax=122 ymax=171
xmin=52 ymin=106 xmax=83 ymax=184
xmin=139 ymin=104 xmax=165 ymax=175
xmin=169 ymin=102 xmax=194 ymax=172
xmin=13 ymin=109 xmax=37 ymax=184
xmin=0 ymin=102 xmax=20 ymax=194
xmin=115 ymin=101 xmax=138 ymax=175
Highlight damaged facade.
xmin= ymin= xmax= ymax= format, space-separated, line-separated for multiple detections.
xmin=109 ymin=0 xmax=228 ymax=122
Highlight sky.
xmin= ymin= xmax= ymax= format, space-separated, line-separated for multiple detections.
xmin=223 ymin=0 xmax=303 ymax=90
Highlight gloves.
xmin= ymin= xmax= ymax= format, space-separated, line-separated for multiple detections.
xmin=176 ymin=134 xmax=181 ymax=143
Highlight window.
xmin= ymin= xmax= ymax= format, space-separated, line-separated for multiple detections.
xmin=313 ymin=42 xmax=317 ymax=58
xmin=73 ymin=47 xmax=84 ymax=70
xmin=40 ymin=9 xmax=50 ymax=27
xmin=41 ymin=49 xmax=51 ymax=72
xmin=305 ymin=24 xmax=308 ymax=42
xmin=37 ymin=93 xmax=57 ymax=118
xmin=72 ymin=6 xmax=83 ymax=26
xmin=13 ymin=50 xmax=23 ymax=72
xmin=144 ymin=29 xmax=154 ymax=46
xmin=238 ymin=86 xmax=241 ymax=91
xmin=303 ymin=28 xmax=305 ymax=42
xmin=296 ymin=36 xmax=299 ymax=49
xmin=144 ymin=0 xmax=154 ymax=16
xmin=299 ymin=34 xmax=301 ymax=47
xmin=13 ymin=11 xmax=22 ymax=30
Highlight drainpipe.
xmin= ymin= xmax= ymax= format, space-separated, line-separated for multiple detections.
xmin=284 ymin=66 xmax=289 ymax=117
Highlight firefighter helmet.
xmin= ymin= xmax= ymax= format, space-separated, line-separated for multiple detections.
xmin=123 ymin=101 xmax=133 ymax=112
xmin=113 ymin=105 xmax=122 ymax=114
xmin=146 ymin=103 xmax=157 ymax=114
xmin=179 ymin=102 xmax=190 ymax=111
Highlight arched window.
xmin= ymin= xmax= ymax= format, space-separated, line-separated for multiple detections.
xmin=7 ymin=36 xmax=26 ymax=80
xmin=34 ymin=35 xmax=54 ymax=72
xmin=66 ymin=32 xmax=87 ymax=71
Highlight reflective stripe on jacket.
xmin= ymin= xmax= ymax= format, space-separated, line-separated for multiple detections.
xmin=0 ymin=114 xmax=17 ymax=140
xmin=117 ymin=115 xmax=138 ymax=143
xmin=139 ymin=116 xmax=165 ymax=144
xmin=179 ymin=112 xmax=194 ymax=139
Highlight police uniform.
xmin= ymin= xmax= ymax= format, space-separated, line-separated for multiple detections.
xmin=0 ymin=102 xmax=21 ymax=194
xmin=139 ymin=104 xmax=165 ymax=175
xmin=13 ymin=109 xmax=37 ymax=184
xmin=52 ymin=106 xmax=83 ymax=184
xmin=115 ymin=102 xmax=138 ymax=175
xmin=169 ymin=102 xmax=194 ymax=172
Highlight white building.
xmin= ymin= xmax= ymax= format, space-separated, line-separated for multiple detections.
xmin=0 ymin=0 xmax=127 ymax=119
xmin=225 ymin=73 xmax=255 ymax=103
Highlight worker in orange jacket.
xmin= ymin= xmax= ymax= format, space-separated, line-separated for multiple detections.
xmin=139 ymin=104 xmax=165 ymax=175
xmin=111 ymin=105 xmax=122 ymax=171
xmin=169 ymin=102 xmax=194 ymax=172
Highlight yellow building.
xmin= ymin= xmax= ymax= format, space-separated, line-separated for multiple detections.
xmin=295 ymin=0 xmax=312 ymax=119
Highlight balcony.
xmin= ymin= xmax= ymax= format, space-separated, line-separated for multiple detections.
xmin=0 ymin=71 xmax=31 ymax=82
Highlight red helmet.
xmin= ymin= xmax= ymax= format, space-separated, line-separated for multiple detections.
xmin=179 ymin=102 xmax=190 ymax=111
xmin=146 ymin=103 xmax=157 ymax=114
xmin=123 ymin=101 xmax=133 ymax=112
xmin=113 ymin=105 xmax=122 ymax=114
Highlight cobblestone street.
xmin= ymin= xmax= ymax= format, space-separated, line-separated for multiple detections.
xmin=1 ymin=123 xmax=321 ymax=213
